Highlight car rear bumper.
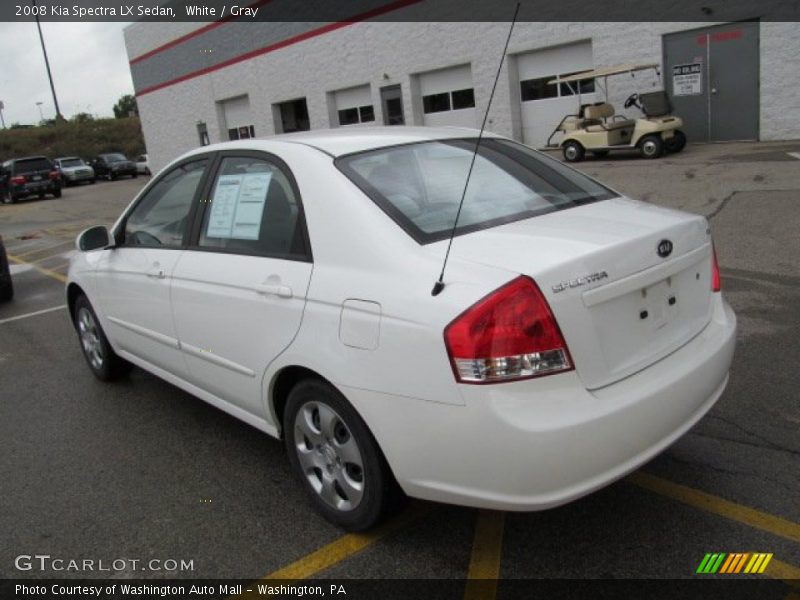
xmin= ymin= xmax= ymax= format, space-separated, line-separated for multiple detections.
xmin=346 ymin=295 xmax=736 ymax=511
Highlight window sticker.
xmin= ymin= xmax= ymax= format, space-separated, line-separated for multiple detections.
xmin=206 ymin=172 xmax=272 ymax=240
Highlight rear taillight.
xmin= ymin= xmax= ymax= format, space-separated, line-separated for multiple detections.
xmin=711 ymin=244 xmax=721 ymax=292
xmin=49 ymin=170 xmax=60 ymax=180
xmin=10 ymin=175 xmax=26 ymax=185
xmin=444 ymin=276 xmax=573 ymax=384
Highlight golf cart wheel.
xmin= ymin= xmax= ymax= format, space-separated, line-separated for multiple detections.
xmin=639 ymin=135 xmax=664 ymax=159
xmin=665 ymin=130 xmax=687 ymax=153
xmin=562 ymin=141 xmax=585 ymax=163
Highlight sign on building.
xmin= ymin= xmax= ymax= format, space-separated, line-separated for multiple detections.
xmin=672 ymin=63 xmax=703 ymax=96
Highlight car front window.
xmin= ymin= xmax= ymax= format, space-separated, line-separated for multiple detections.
xmin=123 ymin=159 xmax=208 ymax=248
xmin=336 ymin=138 xmax=616 ymax=243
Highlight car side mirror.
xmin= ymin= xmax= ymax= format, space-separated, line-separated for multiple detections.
xmin=77 ymin=226 xmax=114 ymax=252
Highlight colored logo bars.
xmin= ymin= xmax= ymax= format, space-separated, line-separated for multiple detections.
xmin=696 ymin=552 xmax=773 ymax=574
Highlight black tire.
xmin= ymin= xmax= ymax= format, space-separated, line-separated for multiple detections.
xmin=284 ymin=378 xmax=401 ymax=531
xmin=665 ymin=130 xmax=687 ymax=153
xmin=90 ymin=178 xmax=96 ymax=185
xmin=53 ymin=188 xmax=62 ymax=198
xmin=73 ymin=295 xmax=132 ymax=381
xmin=132 ymin=172 xmax=139 ymax=178
xmin=639 ymin=135 xmax=664 ymax=159
xmin=0 ymin=278 xmax=13 ymax=302
xmin=591 ymin=150 xmax=610 ymax=159
xmin=562 ymin=140 xmax=585 ymax=163
xmin=145 ymin=168 xmax=151 ymax=176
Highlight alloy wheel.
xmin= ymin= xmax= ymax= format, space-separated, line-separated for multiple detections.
xmin=77 ymin=307 xmax=104 ymax=371
xmin=293 ymin=400 xmax=365 ymax=512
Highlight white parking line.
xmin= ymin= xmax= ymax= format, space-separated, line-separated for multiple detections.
xmin=0 ymin=304 xmax=67 ymax=325
xmin=787 ymin=152 xmax=800 ymax=160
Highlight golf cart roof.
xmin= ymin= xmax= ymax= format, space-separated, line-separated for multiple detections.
xmin=548 ymin=63 xmax=659 ymax=84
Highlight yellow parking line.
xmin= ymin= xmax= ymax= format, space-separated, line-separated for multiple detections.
xmin=766 ymin=558 xmax=800 ymax=588
xmin=13 ymin=239 xmax=72 ymax=260
xmin=463 ymin=511 xmax=506 ymax=600
xmin=7 ymin=254 xmax=67 ymax=283
xmin=628 ymin=472 xmax=800 ymax=544
xmin=232 ymin=502 xmax=433 ymax=599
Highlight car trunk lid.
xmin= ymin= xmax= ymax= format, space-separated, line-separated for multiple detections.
xmin=445 ymin=197 xmax=714 ymax=389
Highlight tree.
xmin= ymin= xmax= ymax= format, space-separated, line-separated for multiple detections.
xmin=113 ymin=94 xmax=138 ymax=118
xmin=71 ymin=112 xmax=94 ymax=123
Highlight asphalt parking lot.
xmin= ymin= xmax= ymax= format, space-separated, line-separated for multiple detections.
xmin=1 ymin=143 xmax=798 ymax=597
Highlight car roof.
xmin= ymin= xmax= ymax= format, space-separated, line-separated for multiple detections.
xmin=56 ymin=156 xmax=81 ymax=161
xmin=184 ymin=126 xmax=501 ymax=159
xmin=13 ymin=156 xmax=49 ymax=161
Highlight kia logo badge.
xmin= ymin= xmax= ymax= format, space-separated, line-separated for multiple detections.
xmin=657 ymin=239 xmax=673 ymax=258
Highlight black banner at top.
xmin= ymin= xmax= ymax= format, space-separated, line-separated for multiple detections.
xmin=3 ymin=0 xmax=800 ymax=22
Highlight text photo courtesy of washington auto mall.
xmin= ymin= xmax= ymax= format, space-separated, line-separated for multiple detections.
xmin=1 ymin=1 xmax=799 ymax=599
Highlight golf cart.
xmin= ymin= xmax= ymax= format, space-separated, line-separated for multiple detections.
xmin=546 ymin=63 xmax=687 ymax=162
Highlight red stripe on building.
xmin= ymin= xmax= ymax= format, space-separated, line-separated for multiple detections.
xmin=133 ymin=0 xmax=424 ymax=96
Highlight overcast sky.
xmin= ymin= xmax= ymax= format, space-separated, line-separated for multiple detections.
xmin=0 ymin=22 xmax=133 ymax=126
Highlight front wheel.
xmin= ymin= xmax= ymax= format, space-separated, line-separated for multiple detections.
xmin=639 ymin=135 xmax=664 ymax=159
xmin=53 ymin=188 xmax=62 ymax=198
xmin=284 ymin=379 xmax=401 ymax=531
xmin=665 ymin=130 xmax=687 ymax=153
xmin=562 ymin=140 xmax=585 ymax=163
xmin=73 ymin=295 xmax=132 ymax=381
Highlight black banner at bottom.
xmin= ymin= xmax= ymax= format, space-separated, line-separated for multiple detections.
xmin=2 ymin=578 xmax=795 ymax=600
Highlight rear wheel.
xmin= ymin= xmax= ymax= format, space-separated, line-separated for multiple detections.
xmin=53 ymin=188 xmax=62 ymax=198
xmin=665 ymin=130 xmax=687 ymax=153
xmin=73 ymin=295 xmax=132 ymax=381
xmin=639 ymin=135 xmax=664 ymax=159
xmin=562 ymin=141 xmax=585 ymax=163
xmin=284 ymin=379 xmax=401 ymax=530
xmin=0 ymin=274 xmax=12 ymax=302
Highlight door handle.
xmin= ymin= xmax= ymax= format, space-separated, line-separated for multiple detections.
xmin=254 ymin=283 xmax=293 ymax=298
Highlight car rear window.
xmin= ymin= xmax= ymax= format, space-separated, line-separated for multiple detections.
xmin=336 ymin=138 xmax=616 ymax=244
xmin=103 ymin=153 xmax=127 ymax=162
xmin=14 ymin=158 xmax=52 ymax=173
xmin=59 ymin=158 xmax=83 ymax=168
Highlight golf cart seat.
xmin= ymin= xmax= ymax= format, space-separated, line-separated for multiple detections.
xmin=582 ymin=103 xmax=635 ymax=131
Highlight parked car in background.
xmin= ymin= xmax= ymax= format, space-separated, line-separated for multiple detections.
xmin=0 ymin=234 xmax=12 ymax=301
xmin=91 ymin=153 xmax=138 ymax=181
xmin=136 ymin=154 xmax=150 ymax=176
xmin=0 ymin=156 xmax=62 ymax=204
xmin=68 ymin=127 xmax=736 ymax=530
xmin=55 ymin=156 xmax=96 ymax=186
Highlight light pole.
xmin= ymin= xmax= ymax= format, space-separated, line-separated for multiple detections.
xmin=33 ymin=0 xmax=63 ymax=121
xmin=36 ymin=101 xmax=44 ymax=122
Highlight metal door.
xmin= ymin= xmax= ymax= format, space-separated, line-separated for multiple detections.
xmin=380 ymin=84 xmax=405 ymax=125
xmin=663 ymin=22 xmax=759 ymax=142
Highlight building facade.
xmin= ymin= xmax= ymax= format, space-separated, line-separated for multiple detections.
xmin=125 ymin=21 xmax=800 ymax=171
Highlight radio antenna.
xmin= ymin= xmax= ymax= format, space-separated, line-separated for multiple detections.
xmin=431 ymin=3 xmax=520 ymax=296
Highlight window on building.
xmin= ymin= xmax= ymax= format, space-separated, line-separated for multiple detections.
xmin=521 ymin=73 xmax=594 ymax=102
xmin=451 ymin=88 xmax=476 ymax=110
xmin=423 ymin=88 xmax=476 ymax=114
xmin=422 ymin=92 xmax=451 ymax=114
xmin=228 ymin=125 xmax=255 ymax=140
xmin=338 ymin=105 xmax=376 ymax=126
xmin=358 ymin=105 xmax=375 ymax=122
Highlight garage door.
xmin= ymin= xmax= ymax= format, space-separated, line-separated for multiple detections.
xmin=518 ymin=42 xmax=595 ymax=148
xmin=419 ymin=64 xmax=477 ymax=128
xmin=333 ymin=84 xmax=375 ymax=127
xmin=220 ymin=95 xmax=254 ymax=140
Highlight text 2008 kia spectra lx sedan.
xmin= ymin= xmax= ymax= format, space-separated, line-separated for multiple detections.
xmin=67 ymin=127 xmax=736 ymax=530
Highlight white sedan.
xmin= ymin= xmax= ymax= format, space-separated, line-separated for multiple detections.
xmin=67 ymin=127 xmax=736 ymax=530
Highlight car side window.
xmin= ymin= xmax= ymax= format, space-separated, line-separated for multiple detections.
xmin=198 ymin=156 xmax=305 ymax=258
xmin=123 ymin=159 xmax=208 ymax=248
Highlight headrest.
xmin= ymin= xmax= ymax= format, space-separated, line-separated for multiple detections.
xmin=584 ymin=103 xmax=614 ymax=120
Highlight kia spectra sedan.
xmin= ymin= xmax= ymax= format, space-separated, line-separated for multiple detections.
xmin=67 ymin=127 xmax=736 ymax=530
